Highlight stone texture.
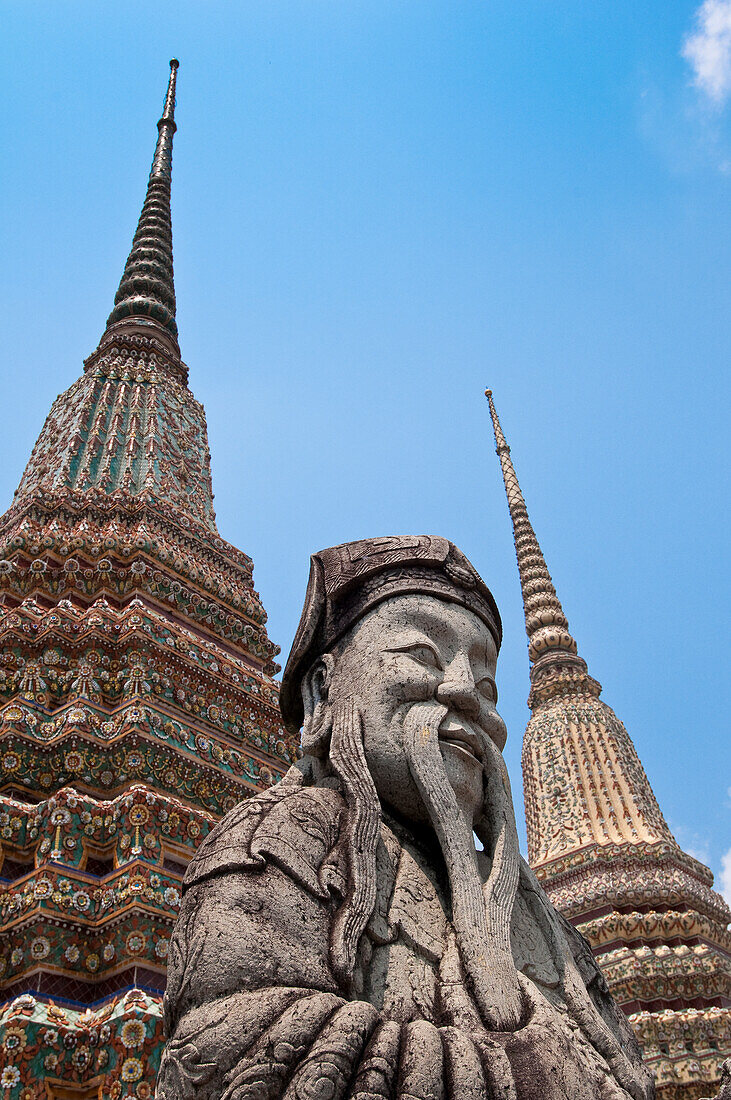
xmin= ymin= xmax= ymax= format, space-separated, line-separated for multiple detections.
xmin=160 ymin=536 xmax=655 ymax=1100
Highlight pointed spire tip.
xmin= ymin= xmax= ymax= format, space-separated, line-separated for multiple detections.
xmin=102 ymin=60 xmax=180 ymax=347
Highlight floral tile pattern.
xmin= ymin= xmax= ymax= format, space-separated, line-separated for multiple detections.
xmin=0 ymin=69 xmax=293 ymax=1096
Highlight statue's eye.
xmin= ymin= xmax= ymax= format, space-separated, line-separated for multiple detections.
xmin=394 ymin=643 xmax=442 ymax=671
xmin=477 ymin=676 xmax=497 ymax=703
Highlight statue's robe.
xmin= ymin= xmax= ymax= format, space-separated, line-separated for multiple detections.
xmin=158 ymin=775 xmax=652 ymax=1100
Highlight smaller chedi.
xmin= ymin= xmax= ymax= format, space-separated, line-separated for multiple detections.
xmin=159 ymin=536 xmax=656 ymax=1100
xmin=485 ymin=390 xmax=730 ymax=1099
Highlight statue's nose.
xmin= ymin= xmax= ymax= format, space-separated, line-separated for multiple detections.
xmin=436 ymin=654 xmax=480 ymax=718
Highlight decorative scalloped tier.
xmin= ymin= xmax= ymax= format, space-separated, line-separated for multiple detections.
xmin=0 ymin=987 xmax=164 ymax=1097
xmin=525 ymin=693 xmax=731 ymax=1094
xmin=628 ymin=1007 xmax=731 ymax=1099
xmin=0 ymin=486 xmax=281 ymax=673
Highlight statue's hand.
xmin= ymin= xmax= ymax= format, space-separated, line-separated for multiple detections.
xmin=157 ymin=989 xmax=344 ymax=1100
xmin=157 ymin=983 xmax=503 ymax=1100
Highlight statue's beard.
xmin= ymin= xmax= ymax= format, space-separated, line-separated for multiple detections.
xmin=320 ymin=698 xmax=646 ymax=1094
xmin=402 ymin=701 xmax=523 ymax=1032
xmin=321 ymin=694 xmax=522 ymax=1031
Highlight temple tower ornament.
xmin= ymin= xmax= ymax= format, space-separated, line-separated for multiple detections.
xmin=486 ymin=390 xmax=730 ymax=1100
xmin=0 ymin=63 xmax=295 ymax=1097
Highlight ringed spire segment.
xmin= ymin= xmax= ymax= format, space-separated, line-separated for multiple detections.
xmin=104 ymin=59 xmax=181 ymax=346
xmin=150 ymin=59 xmax=179 ymax=180
xmin=485 ymin=389 xmax=580 ymax=672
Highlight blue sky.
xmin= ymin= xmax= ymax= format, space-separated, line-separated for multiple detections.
xmin=1 ymin=2 xmax=729 ymax=893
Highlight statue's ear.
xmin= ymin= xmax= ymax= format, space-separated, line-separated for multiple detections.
xmin=301 ymin=654 xmax=335 ymax=757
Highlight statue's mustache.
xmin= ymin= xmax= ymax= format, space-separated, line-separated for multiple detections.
xmin=435 ymin=713 xmax=486 ymax=765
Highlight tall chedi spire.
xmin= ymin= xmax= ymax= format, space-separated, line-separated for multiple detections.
xmin=12 ymin=60 xmax=212 ymax=523
xmin=0 ymin=64 xmax=294 ymax=1098
xmin=486 ymin=391 xmax=730 ymax=1100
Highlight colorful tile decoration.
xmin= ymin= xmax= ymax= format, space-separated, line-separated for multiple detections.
xmin=0 ymin=988 xmax=163 ymax=1099
xmin=0 ymin=63 xmax=294 ymax=1097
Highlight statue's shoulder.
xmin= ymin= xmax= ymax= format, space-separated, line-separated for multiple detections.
xmin=516 ymin=858 xmax=647 ymax=1070
xmin=184 ymin=769 xmax=347 ymax=900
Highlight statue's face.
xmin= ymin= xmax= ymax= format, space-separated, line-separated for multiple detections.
xmin=327 ymin=593 xmax=507 ymax=825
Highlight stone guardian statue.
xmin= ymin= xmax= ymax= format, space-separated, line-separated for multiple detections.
xmin=157 ymin=536 xmax=655 ymax=1100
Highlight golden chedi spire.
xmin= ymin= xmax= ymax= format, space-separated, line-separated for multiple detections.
xmin=485 ymin=389 xmax=671 ymax=855
xmin=485 ymin=389 xmax=586 ymax=689
xmin=486 ymin=390 xmax=731 ymax=1100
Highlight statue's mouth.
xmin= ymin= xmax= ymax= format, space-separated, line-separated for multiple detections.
xmin=438 ymin=719 xmax=483 ymax=765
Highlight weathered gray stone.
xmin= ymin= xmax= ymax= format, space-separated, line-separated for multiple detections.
xmin=701 ymin=1060 xmax=731 ymax=1100
xmin=158 ymin=537 xmax=655 ymax=1100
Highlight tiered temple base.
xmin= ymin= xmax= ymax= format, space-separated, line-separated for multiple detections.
xmin=0 ymin=490 xmax=294 ymax=1097
xmin=527 ymin=699 xmax=731 ymax=1099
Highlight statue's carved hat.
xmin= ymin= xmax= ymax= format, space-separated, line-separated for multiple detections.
xmin=279 ymin=535 xmax=502 ymax=734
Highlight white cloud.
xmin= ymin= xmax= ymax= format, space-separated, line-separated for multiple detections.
xmin=683 ymin=0 xmax=731 ymax=105
xmin=721 ymin=847 xmax=731 ymax=906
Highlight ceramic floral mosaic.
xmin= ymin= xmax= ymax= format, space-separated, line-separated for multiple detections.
xmin=0 ymin=62 xmax=292 ymax=1097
